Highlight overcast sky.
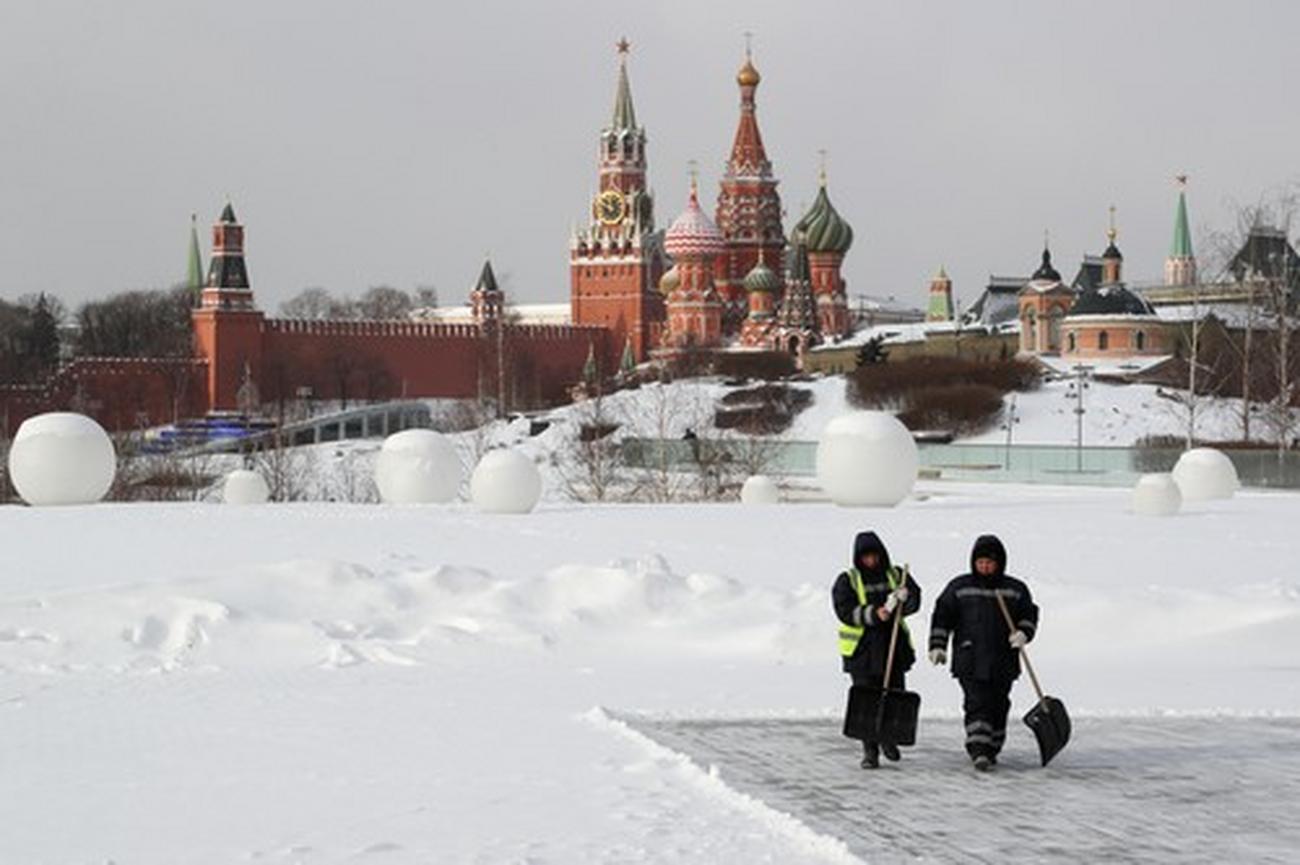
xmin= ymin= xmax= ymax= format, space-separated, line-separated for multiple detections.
xmin=3 ymin=0 xmax=1299 ymax=314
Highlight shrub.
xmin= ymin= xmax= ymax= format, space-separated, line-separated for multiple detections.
xmin=896 ymin=384 xmax=1004 ymax=434
xmin=715 ymin=384 xmax=813 ymax=435
xmin=711 ymin=350 xmax=797 ymax=382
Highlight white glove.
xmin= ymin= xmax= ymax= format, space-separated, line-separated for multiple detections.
xmin=1009 ymin=630 xmax=1028 ymax=649
xmin=929 ymin=649 xmax=947 ymax=665
xmin=883 ymin=593 xmax=900 ymax=614
xmin=891 ymin=585 xmax=909 ymax=604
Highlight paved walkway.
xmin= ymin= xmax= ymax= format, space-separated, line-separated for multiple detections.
xmin=624 ymin=715 xmax=1300 ymax=864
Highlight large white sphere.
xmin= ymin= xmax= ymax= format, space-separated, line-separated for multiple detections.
xmin=8 ymin=412 xmax=116 ymax=506
xmin=816 ymin=411 xmax=918 ymax=507
xmin=740 ymin=474 xmax=781 ymax=504
xmin=223 ymin=469 xmax=270 ymax=504
xmin=374 ymin=429 xmax=460 ymax=504
xmin=1171 ymin=448 xmax=1239 ymax=502
xmin=470 ymin=448 xmax=542 ymax=513
xmin=1131 ymin=473 xmax=1182 ymax=516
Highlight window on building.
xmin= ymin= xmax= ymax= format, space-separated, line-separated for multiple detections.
xmin=1135 ymin=331 xmax=1146 ymax=351
xmin=1098 ymin=331 xmax=1109 ymax=351
xmin=1067 ymin=332 xmax=1076 ymax=353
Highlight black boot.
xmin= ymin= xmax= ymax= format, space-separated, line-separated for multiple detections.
xmin=973 ymin=754 xmax=993 ymax=772
xmin=860 ymin=743 xmax=880 ymax=769
xmin=880 ymin=742 xmax=901 ymax=762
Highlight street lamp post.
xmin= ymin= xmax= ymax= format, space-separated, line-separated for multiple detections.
xmin=1066 ymin=364 xmax=1092 ymax=472
xmin=1001 ymin=393 xmax=1019 ymax=470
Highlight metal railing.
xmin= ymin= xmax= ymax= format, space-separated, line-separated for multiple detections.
xmin=619 ymin=438 xmax=1300 ymax=489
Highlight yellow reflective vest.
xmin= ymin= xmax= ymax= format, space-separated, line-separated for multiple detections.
xmin=838 ymin=565 xmax=910 ymax=657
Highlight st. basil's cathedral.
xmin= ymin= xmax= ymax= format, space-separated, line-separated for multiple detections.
xmin=570 ymin=41 xmax=855 ymax=370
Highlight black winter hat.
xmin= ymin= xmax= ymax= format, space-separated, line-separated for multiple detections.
xmin=852 ymin=531 xmax=892 ymax=575
xmin=970 ymin=534 xmax=1007 ymax=575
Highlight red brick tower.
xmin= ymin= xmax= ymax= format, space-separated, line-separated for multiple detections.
xmin=715 ymin=45 xmax=785 ymax=335
xmin=570 ymin=39 xmax=665 ymax=366
xmin=662 ymin=176 xmax=725 ymax=350
xmin=192 ymin=202 xmax=265 ymax=412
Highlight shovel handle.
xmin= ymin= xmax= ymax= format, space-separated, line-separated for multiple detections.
xmin=881 ymin=565 xmax=907 ymax=687
xmin=993 ymin=583 xmax=1046 ymax=704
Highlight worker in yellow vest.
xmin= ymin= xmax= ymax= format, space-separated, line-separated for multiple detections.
xmin=832 ymin=531 xmax=922 ymax=768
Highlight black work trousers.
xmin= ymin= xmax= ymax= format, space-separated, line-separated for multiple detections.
xmin=959 ymin=677 xmax=1012 ymax=759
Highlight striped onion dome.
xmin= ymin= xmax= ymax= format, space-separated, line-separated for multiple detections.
xmin=742 ymin=260 xmax=782 ymax=293
xmin=795 ymin=184 xmax=854 ymax=254
xmin=664 ymin=183 xmax=725 ymax=259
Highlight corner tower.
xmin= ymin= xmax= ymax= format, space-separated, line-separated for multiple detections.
xmin=714 ymin=43 xmax=785 ymax=334
xmin=570 ymin=39 xmax=665 ymax=365
xmin=192 ymin=202 xmax=265 ymax=412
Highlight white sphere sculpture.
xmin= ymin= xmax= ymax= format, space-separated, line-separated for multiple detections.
xmin=740 ymin=474 xmax=781 ymax=505
xmin=1171 ymin=448 xmax=1239 ymax=502
xmin=223 ymin=469 xmax=270 ymax=504
xmin=816 ymin=411 xmax=918 ymax=507
xmin=470 ymin=448 xmax=542 ymax=513
xmin=374 ymin=429 xmax=461 ymax=504
xmin=1131 ymin=473 xmax=1182 ymax=516
xmin=8 ymin=412 xmax=116 ymax=506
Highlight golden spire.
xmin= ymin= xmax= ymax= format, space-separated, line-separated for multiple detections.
xmin=1108 ymin=205 xmax=1118 ymax=243
xmin=737 ymin=32 xmax=760 ymax=86
xmin=818 ymin=149 xmax=828 ymax=187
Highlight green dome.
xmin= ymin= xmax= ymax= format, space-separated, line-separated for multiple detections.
xmin=795 ymin=185 xmax=853 ymax=254
xmin=742 ymin=260 xmax=782 ymax=293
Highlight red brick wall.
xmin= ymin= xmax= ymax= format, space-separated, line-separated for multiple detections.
xmin=0 ymin=357 xmax=209 ymax=436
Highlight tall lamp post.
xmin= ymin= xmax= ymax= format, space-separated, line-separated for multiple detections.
xmin=1066 ymin=364 xmax=1092 ymax=472
xmin=1001 ymin=393 xmax=1019 ymax=470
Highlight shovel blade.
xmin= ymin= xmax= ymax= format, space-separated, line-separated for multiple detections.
xmin=1023 ymin=695 xmax=1071 ymax=766
xmin=843 ymin=685 xmax=921 ymax=746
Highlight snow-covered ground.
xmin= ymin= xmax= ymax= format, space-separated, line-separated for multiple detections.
xmin=2 ymin=482 xmax=1298 ymax=862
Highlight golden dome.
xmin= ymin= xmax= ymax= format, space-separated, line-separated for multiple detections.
xmin=737 ymin=59 xmax=760 ymax=87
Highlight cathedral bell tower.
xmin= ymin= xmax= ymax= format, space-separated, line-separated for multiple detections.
xmin=570 ymin=39 xmax=665 ymax=366
xmin=715 ymin=42 xmax=785 ymax=334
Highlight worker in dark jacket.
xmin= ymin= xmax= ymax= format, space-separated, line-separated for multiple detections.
xmin=832 ymin=531 xmax=921 ymax=769
xmin=928 ymin=534 xmax=1039 ymax=771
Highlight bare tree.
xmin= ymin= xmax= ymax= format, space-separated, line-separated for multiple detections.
xmin=554 ymin=391 xmax=635 ymax=502
xmin=253 ymin=432 xmax=317 ymax=501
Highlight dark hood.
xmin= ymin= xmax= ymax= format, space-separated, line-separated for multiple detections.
xmin=852 ymin=531 xmax=892 ymax=575
xmin=970 ymin=534 xmax=1007 ymax=576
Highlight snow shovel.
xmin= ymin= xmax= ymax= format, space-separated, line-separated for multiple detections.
xmin=843 ymin=568 xmax=920 ymax=746
xmin=993 ymin=588 xmax=1070 ymax=767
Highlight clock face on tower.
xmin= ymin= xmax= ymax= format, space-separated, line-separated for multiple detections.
xmin=595 ymin=189 xmax=627 ymax=226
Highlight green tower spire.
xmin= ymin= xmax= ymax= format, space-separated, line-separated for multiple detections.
xmin=1170 ymin=186 xmax=1193 ymax=259
xmin=611 ymin=38 xmax=636 ymax=131
xmin=583 ymin=342 xmax=598 ymax=384
xmin=186 ymin=213 xmax=204 ymax=291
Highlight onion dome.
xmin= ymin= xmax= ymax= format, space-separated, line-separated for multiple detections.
xmin=658 ymin=265 xmax=681 ymax=295
xmin=1031 ymin=247 xmax=1061 ymax=282
xmin=742 ymin=260 xmax=782 ymax=293
xmin=737 ymin=58 xmax=761 ymax=87
xmin=794 ymin=184 xmax=853 ymax=254
xmin=1069 ymin=284 xmax=1155 ymax=316
xmin=664 ymin=181 xmax=725 ymax=259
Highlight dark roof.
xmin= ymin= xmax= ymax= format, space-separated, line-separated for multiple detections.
xmin=1072 ymin=258 xmax=1103 ymax=292
xmin=1069 ymin=283 xmax=1155 ymax=316
xmin=1103 ymin=242 xmax=1123 ymax=261
xmin=474 ymin=259 xmax=501 ymax=295
xmin=1229 ymin=226 xmax=1300 ymax=290
xmin=220 ymin=202 xmax=238 ymax=223
xmin=1031 ymin=248 xmax=1061 ymax=282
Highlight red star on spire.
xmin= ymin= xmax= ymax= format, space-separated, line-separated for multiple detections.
xmin=616 ymin=37 xmax=631 ymax=55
